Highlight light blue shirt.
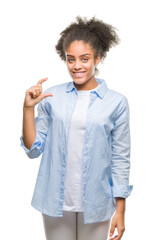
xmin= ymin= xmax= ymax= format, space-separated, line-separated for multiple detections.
xmin=20 ymin=78 xmax=133 ymax=224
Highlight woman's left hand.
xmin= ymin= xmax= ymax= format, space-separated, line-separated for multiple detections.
xmin=109 ymin=211 xmax=125 ymax=240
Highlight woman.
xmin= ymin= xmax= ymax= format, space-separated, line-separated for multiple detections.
xmin=20 ymin=16 xmax=133 ymax=240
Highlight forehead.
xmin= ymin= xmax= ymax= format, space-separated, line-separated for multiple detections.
xmin=66 ymin=40 xmax=94 ymax=56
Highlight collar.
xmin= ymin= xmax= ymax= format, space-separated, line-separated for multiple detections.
xmin=65 ymin=78 xmax=108 ymax=99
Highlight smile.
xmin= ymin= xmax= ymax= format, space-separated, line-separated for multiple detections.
xmin=73 ymin=72 xmax=86 ymax=78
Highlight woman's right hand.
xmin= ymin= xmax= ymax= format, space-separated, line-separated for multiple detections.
xmin=23 ymin=77 xmax=53 ymax=108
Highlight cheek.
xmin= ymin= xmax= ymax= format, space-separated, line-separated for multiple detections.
xmin=66 ymin=63 xmax=72 ymax=71
xmin=88 ymin=62 xmax=96 ymax=72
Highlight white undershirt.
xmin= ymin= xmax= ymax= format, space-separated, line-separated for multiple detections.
xmin=63 ymin=84 xmax=99 ymax=212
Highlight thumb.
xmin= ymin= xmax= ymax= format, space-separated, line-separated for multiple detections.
xmin=40 ymin=92 xmax=53 ymax=100
xmin=109 ymin=224 xmax=115 ymax=238
xmin=34 ymin=92 xmax=53 ymax=105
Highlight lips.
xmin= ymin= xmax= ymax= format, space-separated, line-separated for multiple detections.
xmin=73 ymin=71 xmax=86 ymax=77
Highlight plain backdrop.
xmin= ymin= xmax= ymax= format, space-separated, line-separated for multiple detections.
xmin=0 ymin=0 xmax=152 ymax=239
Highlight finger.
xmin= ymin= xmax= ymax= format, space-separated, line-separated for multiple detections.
xmin=33 ymin=89 xmax=40 ymax=98
xmin=27 ymin=86 xmax=40 ymax=94
xmin=109 ymin=230 xmax=123 ymax=240
xmin=34 ymin=85 xmax=43 ymax=94
xmin=35 ymin=88 xmax=42 ymax=96
xmin=32 ymin=92 xmax=53 ymax=105
xmin=115 ymin=228 xmax=124 ymax=240
xmin=37 ymin=92 xmax=53 ymax=101
xmin=37 ymin=84 xmax=42 ymax=93
xmin=32 ymin=87 xmax=43 ymax=98
xmin=37 ymin=77 xmax=48 ymax=85
xmin=109 ymin=232 xmax=114 ymax=238
xmin=109 ymin=235 xmax=118 ymax=240
xmin=31 ymin=89 xmax=36 ymax=98
xmin=109 ymin=225 xmax=115 ymax=238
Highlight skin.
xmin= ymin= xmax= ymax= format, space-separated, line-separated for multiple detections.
xmin=109 ymin=197 xmax=126 ymax=240
xmin=66 ymin=40 xmax=100 ymax=90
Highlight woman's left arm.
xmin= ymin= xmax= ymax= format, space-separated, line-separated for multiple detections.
xmin=109 ymin=96 xmax=133 ymax=240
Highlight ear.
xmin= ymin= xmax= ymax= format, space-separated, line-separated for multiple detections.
xmin=95 ymin=54 xmax=101 ymax=66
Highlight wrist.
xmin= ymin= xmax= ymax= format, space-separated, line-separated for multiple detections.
xmin=23 ymin=105 xmax=35 ymax=110
xmin=116 ymin=209 xmax=125 ymax=214
xmin=115 ymin=197 xmax=126 ymax=214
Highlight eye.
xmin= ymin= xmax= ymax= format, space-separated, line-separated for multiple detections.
xmin=67 ymin=59 xmax=74 ymax=63
xmin=82 ymin=58 xmax=88 ymax=62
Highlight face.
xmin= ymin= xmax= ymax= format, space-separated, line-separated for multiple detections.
xmin=66 ymin=40 xmax=100 ymax=89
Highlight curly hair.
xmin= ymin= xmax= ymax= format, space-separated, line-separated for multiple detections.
xmin=55 ymin=16 xmax=120 ymax=74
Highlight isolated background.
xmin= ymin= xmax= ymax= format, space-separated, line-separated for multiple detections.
xmin=0 ymin=0 xmax=152 ymax=239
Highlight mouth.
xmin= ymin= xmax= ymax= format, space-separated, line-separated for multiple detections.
xmin=72 ymin=71 xmax=86 ymax=78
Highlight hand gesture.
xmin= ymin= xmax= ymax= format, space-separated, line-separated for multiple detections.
xmin=23 ymin=77 xmax=53 ymax=108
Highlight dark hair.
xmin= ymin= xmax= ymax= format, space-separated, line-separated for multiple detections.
xmin=55 ymin=16 xmax=120 ymax=74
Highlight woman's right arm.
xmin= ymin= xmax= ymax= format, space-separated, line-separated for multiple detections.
xmin=21 ymin=77 xmax=53 ymax=151
xmin=22 ymin=106 xmax=36 ymax=150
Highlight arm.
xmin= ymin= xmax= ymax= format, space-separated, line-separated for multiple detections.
xmin=20 ymin=78 xmax=53 ymax=158
xmin=109 ymin=96 xmax=133 ymax=240
xmin=22 ymin=106 xmax=36 ymax=150
xmin=111 ymin=96 xmax=133 ymax=200
xmin=115 ymin=197 xmax=125 ymax=213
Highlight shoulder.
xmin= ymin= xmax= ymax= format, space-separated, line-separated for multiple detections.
xmin=107 ymin=87 xmax=128 ymax=101
xmin=106 ymin=87 xmax=129 ymax=108
xmin=104 ymin=86 xmax=130 ymax=123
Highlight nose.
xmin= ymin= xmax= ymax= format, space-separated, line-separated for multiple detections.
xmin=74 ymin=60 xmax=82 ymax=70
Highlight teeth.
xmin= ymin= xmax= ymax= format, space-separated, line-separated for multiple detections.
xmin=73 ymin=72 xmax=85 ymax=77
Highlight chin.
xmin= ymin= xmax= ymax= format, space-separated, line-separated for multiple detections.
xmin=73 ymin=79 xmax=87 ymax=85
xmin=73 ymin=76 xmax=93 ymax=84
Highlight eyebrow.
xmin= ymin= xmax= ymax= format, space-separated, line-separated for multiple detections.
xmin=66 ymin=54 xmax=91 ymax=57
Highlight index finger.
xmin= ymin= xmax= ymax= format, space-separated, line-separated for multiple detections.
xmin=37 ymin=77 xmax=48 ymax=85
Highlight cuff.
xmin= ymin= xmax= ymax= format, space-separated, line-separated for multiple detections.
xmin=20 ymin=132 xmax=43 ymax=158
xmin=112 ymin=184 xmax=133 ymax=198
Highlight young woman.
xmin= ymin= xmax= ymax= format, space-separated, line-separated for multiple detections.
xmin=20 ymin=16 xmax=133 ymax=240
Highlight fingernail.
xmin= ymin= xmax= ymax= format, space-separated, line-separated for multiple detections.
xmin=109 ymin=233 xmax=113 ymax=236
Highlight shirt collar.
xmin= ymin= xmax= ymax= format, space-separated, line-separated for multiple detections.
xmin=65 ymin=78 xmax=108 ymax=99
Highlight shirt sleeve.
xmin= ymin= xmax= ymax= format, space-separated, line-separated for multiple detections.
xmin=20 ymin=97 xmax=51 ymax=159
xmin=111 ymin=96 xmax=133 ymax=199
